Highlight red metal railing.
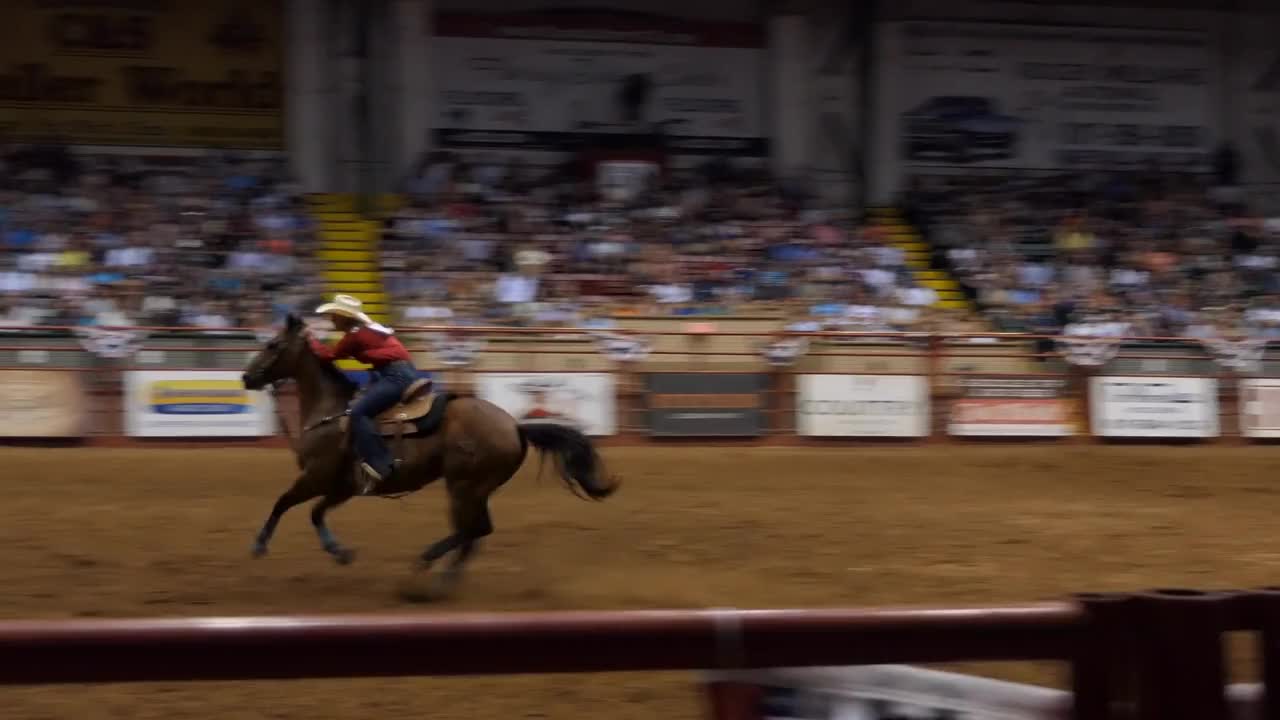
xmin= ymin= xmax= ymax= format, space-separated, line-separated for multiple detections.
xmin=0 ymin=604 xmax=1078 ymax=685
xmin=2 ymin=589 xmax=1279 ymax=720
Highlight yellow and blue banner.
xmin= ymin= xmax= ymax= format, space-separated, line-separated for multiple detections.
xmin=125 ymin=371 xmax=275 ymax=437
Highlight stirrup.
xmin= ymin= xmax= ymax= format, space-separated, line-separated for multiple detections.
xmin=358 ymin=462 xmax=384 ymax=495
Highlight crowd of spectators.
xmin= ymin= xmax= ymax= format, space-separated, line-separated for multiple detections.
xmin=902 ymin=169 xmax=1280 ymax=340
xmin=383 ymin=151 xmax=946 ymax=333
xmin=11 ymin=140 xmax=1279 ymax=343
xmin=0 ymin=144 xmax=323 ymax=331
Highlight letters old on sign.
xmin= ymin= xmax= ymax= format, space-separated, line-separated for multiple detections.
xmin=0 ymin=1 xmax=281 ymax=148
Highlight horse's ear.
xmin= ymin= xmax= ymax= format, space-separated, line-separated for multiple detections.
xmin=286 ymin=313 xmax=303 ymax=332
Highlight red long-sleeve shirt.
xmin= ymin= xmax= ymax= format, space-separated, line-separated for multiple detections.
xmin=308 ymin=326 xmax=412 ymax=367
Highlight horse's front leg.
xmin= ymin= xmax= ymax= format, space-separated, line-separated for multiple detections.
xmin=251 ymin=475 xmax=321 ymax=558
xmin=311 ymin=491 xmax=356 ymax=564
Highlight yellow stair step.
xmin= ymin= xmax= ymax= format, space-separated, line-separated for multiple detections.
xmin=317 ymin=249 xmax=376 ymax=262
xmin=325 ymin=270 xmax=381 ymax=283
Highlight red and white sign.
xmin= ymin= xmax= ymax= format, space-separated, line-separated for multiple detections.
xmin=1240 ymin=379 xmax=1280 ymax=438
xmin=950 ymin=399 xmax=1074 ymax=436
xmin=948 ymin=377 xmax=1075 ymax=436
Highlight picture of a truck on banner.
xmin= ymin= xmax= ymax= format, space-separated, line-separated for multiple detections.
xmin=900 ymin=95 xmax=1023 ymax=164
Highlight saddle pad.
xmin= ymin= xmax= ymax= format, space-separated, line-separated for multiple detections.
xmin=340 ymin=392 xmax=456 ymax=438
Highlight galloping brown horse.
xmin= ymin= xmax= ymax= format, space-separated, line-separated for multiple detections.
xmin=241 ymin=313 xmax=618 ymax=596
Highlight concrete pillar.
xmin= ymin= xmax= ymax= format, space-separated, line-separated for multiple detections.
xmin=392 ymin=0 xmax=433 ymax=185
xmin=284 ymin=0 xmax=336 ymax=190
xmin=767 ymin=14 xmax=808 ymax=179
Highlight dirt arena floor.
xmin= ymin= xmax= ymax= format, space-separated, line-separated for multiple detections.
xmin=0 ymin=444 xmax=1278 ymax=719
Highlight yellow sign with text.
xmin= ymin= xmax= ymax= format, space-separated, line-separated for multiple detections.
xmin=0 ymin=0 xmax=282 ymax=149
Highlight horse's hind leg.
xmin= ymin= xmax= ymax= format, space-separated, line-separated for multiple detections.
xmin=311 ymin=492 xmax=356 ymax=565
xmin=251 ymin=479 xmax=319 ymax=558
xmin=418 ymin=488 xmax=494 ymax=597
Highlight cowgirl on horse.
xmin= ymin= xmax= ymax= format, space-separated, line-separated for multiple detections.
xmin=308 ymin=294 xmax=424 ymax=494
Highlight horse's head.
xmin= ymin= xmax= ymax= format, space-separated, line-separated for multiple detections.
xmin=242 ymin=313 xmax=308 ymax=390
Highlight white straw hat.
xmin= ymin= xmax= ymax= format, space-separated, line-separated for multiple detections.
xmin=314 ymin=294 xmax=373 ymax=325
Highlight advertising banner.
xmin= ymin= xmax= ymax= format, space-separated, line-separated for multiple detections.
xmin=476 ymin=373 xmax=615 ymax=436
xmin=949 ymin=377 xmax=1076 ymax=436
xmin=1090 ymin=376 xmax=1219 ymax=438
xmin=0 ymin=370 xmax=84 ymax=438
xmin=124 ymin=371 xmax=275 ymax=437
xmin=880 ymin=21 xmax=1214 ymax=172
xmin=432 ymin=11 xmax=765 ymax=156
xmin=647 ymin=373 xmax=763 ymax=436
xmin=796 ymin=374 xmax=929 ymax=437
xmin=1240 ymin=378 xmax=1280 ymax=438
xmin=706 ymin=665 xmax=1069 ymax=720
xmin=0 ymin=1 xmax=282 ymax=148
xmin=1234 ymin=13 xmax=1280 ymax=186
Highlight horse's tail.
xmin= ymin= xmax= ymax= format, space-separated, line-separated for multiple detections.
xmin=518 ymin=422 xmax=618 ymax=501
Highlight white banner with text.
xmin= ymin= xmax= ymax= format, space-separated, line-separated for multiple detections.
xmin=1090 ymin=376 xmax=1218 ymax=438
xmin=476 ymin=372 xmax=616 ymax=436
xmin=876 ymin=21 xmax=1215 ymax=174
xmin=796 ymin=374 xmax=930 ymax=437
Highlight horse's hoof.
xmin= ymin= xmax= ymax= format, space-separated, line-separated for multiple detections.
xmin=428 ymin=571 xmax=461 ymax=599
xmin=330 ymin=547 xmax=356 ymax=565
xmin=396 ymin=573 xmax=456 ymax=603
xmin=251 ymin=543 xmax=268 ymax=559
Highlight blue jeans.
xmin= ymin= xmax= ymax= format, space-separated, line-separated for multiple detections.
xmin=349 ymin=360 xmax=417 ymax=475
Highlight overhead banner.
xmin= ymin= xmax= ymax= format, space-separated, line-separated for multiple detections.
xmin=432 ymin=11 xmax=766 ymax=156
xmin=950 ymin=377 xmax=1076 ymax=437
xmin=125 ymin=370 xmax=276 ymax=437
xmin=647 ymin=373 xmax=763 ymax=436
xmin=882 ymin=21 xmax=1214 ymax=172
xmin=0 ymin=1 xmax=282 ymax=148
xmin=0 ymin=370 xmax=84 ymax=438
xmin=1090 ymin=376 xmax=1219 ymax=438
xmin=1236 ymin=13 xmax=1280 ymax=186
xmin=1240 ymin=378 xmax=1280 ymax=438
xmin=796 ymin=374 xmax=929 ymax=437
xmin=476 ymin=373 xmax=616 ymax=436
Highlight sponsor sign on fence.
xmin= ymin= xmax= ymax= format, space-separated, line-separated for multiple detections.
xmin=475 ymin=373 xmax=615 ymax=436
xmin=1239 ymin=378 xmax=1280 ymax=438
xmin=796 ymin=375 xmax=929 ymax=437
xmin=949 ymin=377 xmax=1075 ymax=436
xmin=0 ymin=370 xmax=84 ymax=438
xmin=647 ymin=373 xmax=763 ymax=436
xmin=1089 ymin=376 xmax=1219 ymax=438
xmin=124 ymin=371 xmax=275 ymax=437
xmin=708 ymin=665 xmax=1069 ymax=719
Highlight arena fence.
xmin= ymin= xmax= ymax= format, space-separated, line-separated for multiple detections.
xmin=0 ymin=324 xmax=1271 ymax=444
xmin=3 ymin=589 xmax=1280 ymax=720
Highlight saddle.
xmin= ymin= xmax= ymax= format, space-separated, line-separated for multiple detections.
xmin=339 ymin=379 xmax=445 ymax=437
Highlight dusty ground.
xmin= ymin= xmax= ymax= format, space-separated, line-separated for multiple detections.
xmin=0 ymin=444 xmax=1277 ymax=719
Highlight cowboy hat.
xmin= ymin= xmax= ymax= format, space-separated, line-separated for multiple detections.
xmin=314 ymin=294 xmax=373 ymax=325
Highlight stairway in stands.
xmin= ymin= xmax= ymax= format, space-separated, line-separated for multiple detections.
xmin=306 ymin=193 xmax=389 ymax=322
xmin=867 ymin=206 xmax=970 ymax=310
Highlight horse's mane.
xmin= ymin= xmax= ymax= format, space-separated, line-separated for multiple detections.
xmin=298 ymin=335 xmax=359 ymax=395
